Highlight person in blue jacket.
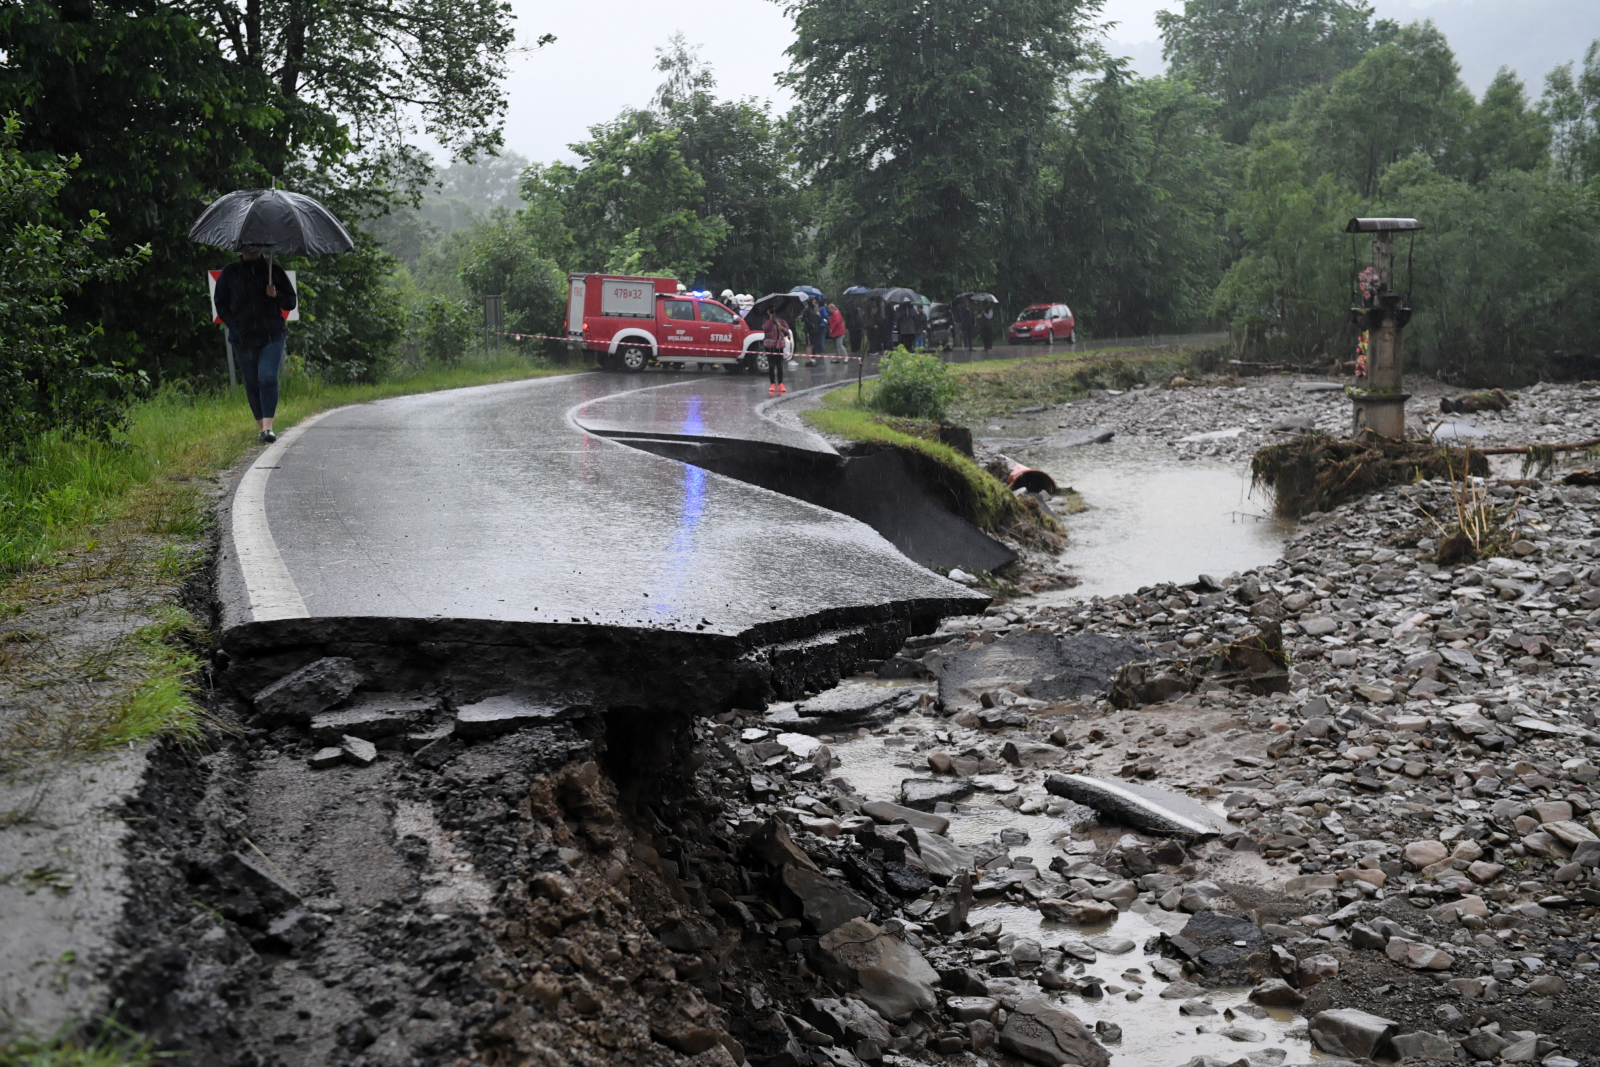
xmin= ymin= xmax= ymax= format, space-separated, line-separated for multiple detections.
xmin=214 ymin=250 xmax=297 ymax=443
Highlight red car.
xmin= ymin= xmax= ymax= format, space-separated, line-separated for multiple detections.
xmin=1008 ymin=302 xmax=1074 ymax=344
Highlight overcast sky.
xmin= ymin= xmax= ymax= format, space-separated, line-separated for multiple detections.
xmin=490 ymin=0 xmax=1600 ymax=166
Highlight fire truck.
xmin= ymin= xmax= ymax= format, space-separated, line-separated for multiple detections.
xmin=567 ymin=273 xmax=775 ymax=373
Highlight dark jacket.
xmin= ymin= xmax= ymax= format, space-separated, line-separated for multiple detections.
xmin=216 ymin=257 xmax=297 ymax=348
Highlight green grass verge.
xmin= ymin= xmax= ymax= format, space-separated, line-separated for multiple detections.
xmin=0 ymin=1022 xmax=161 ymax=1067
xmin=803 ymin=388 xmax=1055 ymax=538
xmin=0 ymin=352 xmax=573 ymax=575
xmin=945 ymin=344 xmax=1216 ymax=421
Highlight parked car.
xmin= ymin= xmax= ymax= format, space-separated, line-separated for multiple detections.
xmin=1007 ymin=302 xmax=1074 ymax=344
xmin=926 ymin=302 xmax=954 ymax=349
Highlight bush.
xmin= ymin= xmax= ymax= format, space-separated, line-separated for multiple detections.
xmin=869 ymin=348 xmax=960 ymax=420
xmin=414 ymin=295 xmax=479 ymax=364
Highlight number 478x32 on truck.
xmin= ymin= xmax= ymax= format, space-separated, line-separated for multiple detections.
xmin=567 ymin=273 xmax=782 ymax=374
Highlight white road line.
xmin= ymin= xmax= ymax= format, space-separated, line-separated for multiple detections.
xmin=233 ymin=410 xmax=336 ymax=622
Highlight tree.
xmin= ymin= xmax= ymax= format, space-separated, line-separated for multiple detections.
xmin=1006 ymin=65 xmax=1232 ymax=334
xmin=1158 ymin=0 xmax=1374 ymax=143
xmin=457 ymin=208 xmax=566 ymax=336
xmin=649 ymin=37 xmax=808 ymax=294
xmin=521 ymin=114 xmax=727 ymax=281
xmin=1541 ymin=42 xmax=1600 ymax=183
xmin=781 ymin=0 xmax=1100 ymax=295
xmin=1446 ymin=69 xmax=1550 ymax=186
xmin=1295 ymin=20 xmax=1472 ymax=197
xmin=0 ymin=114 xmax=149 ymax=453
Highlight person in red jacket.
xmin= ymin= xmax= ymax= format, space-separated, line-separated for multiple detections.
xmin=826 ymin=301 xmax=848 ymax=361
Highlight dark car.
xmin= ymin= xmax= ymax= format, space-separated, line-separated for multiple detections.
xmin=1008 ymin=302 xmax=1074 ymax=344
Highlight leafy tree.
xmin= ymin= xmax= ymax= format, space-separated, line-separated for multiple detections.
xmin=458 ymin=208 xmax=566 ymax=336
xmin=1158 ymin=0 xmax=1374 ymax=143
xmin=650 ymin=37 xmax=808 ymax=294
xmin=1541 ymin=43 xmax=1600 ymax=183
xmin=1210 ymin=139 xmax=1357 ymax=358
xmin=781 ymin=0 xmax=1099 ymax=296
xmin=1295 ymin=20 xmax=1472 ymax=197
xmin=1446 ymin=69 xmax=1551 ymax=185
xmin=1007 ymin=64 xmax=1232 ymax=334
xmin=521 ymin=114 xmax=727 ymax=281
xmin=0 ymin=115 xmax=149 ymax=453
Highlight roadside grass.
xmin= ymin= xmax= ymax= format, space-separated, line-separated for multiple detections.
xmin=945 ymin=344 xmax=1217 ymax=421
xmin=0 ymin=1021 xmax=162 ymax=1067
xmin=803 ymin=388 xmax=1058 ymax=540
xmin=0 ymin=351 xmax=577 ymax=764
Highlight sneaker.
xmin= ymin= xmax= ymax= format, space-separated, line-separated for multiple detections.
xmin=778 ymin=384 xmax=787 ymax=394
xmin=769 ymin=383 xmax=777 ymax=395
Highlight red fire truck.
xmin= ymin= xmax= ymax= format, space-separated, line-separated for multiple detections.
xmin=567 ymin=273 xmax=775 ymax=373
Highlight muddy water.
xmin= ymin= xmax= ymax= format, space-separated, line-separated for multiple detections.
xmin=1015 ymin=440 xmax=1290 ymax=600
xmin=824 ymin=704 xmax=1320 ymax=1067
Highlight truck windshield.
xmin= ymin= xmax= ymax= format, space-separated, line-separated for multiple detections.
xmin=663 ymin=300 xmax=695 ymax=321
xmin=699 ymin=302 xmax=739 ymax=324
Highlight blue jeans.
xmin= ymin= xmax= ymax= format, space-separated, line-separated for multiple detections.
xmin=236 ymin=337 xmax=286 ymax=420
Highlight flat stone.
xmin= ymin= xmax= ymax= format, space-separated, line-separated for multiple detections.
xmin=339 ymin=734 xmax=378 ymax=767
xmin=770 ymin=684 xmax=921 ymax=734
xmin=901 ymin=778 xmax=975 ymax=811
xmin=1403 ymin=840 xmax=1449 ymax=866
xmin=907 ymin=828 xmax=975 ymax=883
xmin=1543 ymin=819 xmax=1599 ymax=846
xmin=1301 ymin=617 xmax=1338 ymax=636
xmin=860 ymin=800 xmax=949 ymax=834
xmin=453 ymin=689 xmax=591 ymax=739
xmin=782 ymin=865 xmax=873 ymax=934
xmin=212 ymin=851 xmax=301 ymax=926
xmin=310 ymin=691 xmax=439 ymax=743
xmin=1037 ymin=899 xmax=1118 ymax=924
xmin=308 ymin=746 xmax=344 ymax=769
xmin=1043 ymin=774 xmax=1227 ymax=836
xmin=998 ymin=996 xmax=1110 ymax=1067
xmin=1294 ymin=381 xmax=1346 ymax=392
xmin=1219 ymin=1026 xmax=1266 ymax=1043
xmin=266 ymin=907 xmax=331 ymax=949
xmin=807 ymin=918 xmax=940 ymax=1021
xmin=1309 ymin=1008 xmax=1398 ymax=1060
xmin=252 ymin=657 xmax=364 ymax=725
xmin=938 ymin=630 xmax=1150 ymax=714
xmin=1083 ymin=935 xmax=1135 ymax=954
xmin=802 ymin=997 xmax=892 ymax=1047
xmin=1176 ymin=910 xmax=1265 ymax=984
xmin=1249 ymin=979 xmax=1305 ymax=1006
xmin=1390 ymin=1031 xmax=1454 ymax=1061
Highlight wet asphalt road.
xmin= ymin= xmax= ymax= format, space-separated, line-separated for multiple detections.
xmin=217 ymin=361 xmax=983 ymax=645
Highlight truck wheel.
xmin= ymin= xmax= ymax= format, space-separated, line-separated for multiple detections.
xmin=746 ymin=350 xmax=772 ymax=375
xmin=618 ymin=344 xmax=649 ymax=373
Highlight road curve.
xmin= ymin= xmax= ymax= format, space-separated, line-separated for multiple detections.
xmin=217 ymin=367 xmax=984 ymax=707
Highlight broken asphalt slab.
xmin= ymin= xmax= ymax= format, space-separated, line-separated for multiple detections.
xmin=932 ymin=631 xmax=1152 ymax=713
xmin=1044 ymin=774 xmax=1229 ymax=837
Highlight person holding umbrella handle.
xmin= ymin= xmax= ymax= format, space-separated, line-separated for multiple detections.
xmin=214 ymin=250 xmax=296 ymax=442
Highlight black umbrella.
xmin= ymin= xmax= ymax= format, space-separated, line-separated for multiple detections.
xmin=188 ymin=188 xmax=355 ymax=255
xmin=881 ymin=286 xmax=918 ymax=303
xmin=748 ymin=292 xmax=806 ymax=323
xmin=955 ymin=291 xmax=999 ymax=304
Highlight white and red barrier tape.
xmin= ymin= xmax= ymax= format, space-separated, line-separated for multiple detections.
xmin=490 ymin=331 xmax=873 ymax=361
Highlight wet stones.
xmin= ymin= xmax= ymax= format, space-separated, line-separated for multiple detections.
xmin=211 ymin=850 xmax=300 ymax=926
xmin=807 ymin=918 xmax=940 ymax=1020
xmin=1249 ymin=979 xmax=1306 ymax=1007
xmin=900 ymin=778 xmax=974 ymax=811
xmin=997 ymin=996 xmax=1111 ymax=1067
xmin=936 ymin=630 xmax=1148 ymax=714
xmin=1168 ymin=911 xmax=1266 ymax=984
xmin=251 ymin=656 xmax=363 ymax=725
xmin=860 ymin=800 xmax=949 ymax=834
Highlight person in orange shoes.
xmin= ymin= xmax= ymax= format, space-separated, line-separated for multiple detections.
xmin=762 ymin=310 xmax=792 ymax=394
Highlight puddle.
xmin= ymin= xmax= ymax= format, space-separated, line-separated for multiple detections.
xmin=825 ymin=711 xmax=1321 ymax=1067
xmin=1012 ymin=440 xmax=1291 ymax=601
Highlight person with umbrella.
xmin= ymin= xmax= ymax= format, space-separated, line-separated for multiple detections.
xmin=762 ymin=307 xmax=792 ymax=395
xmin=189 ymin=185 xmax=354 ymax=444
xmin=214 ymin=253 xmax=297 ymax=442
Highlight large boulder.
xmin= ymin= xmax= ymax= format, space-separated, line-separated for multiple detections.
xmin=807 ymin=919 xmax=940 ymax=1020
xmin=906 ymin=828 xmax=975 ymax=883
xmin=782 ymin=865 xmax=873 ymax=934
xmin=1309 ymin=1009 xmax=1398 ymax=1060
xmin=901 ymin=778 xmax=975 ymax=811
xmin=998 ymin=996 xmax=1111 ymax=1067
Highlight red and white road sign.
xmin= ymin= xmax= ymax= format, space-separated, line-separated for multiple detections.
xmin=207 ymin=269 xmax=300 ymax=324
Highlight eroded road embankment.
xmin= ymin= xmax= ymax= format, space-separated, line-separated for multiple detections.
xmin=79 ymin=367 xmax=992 ymax=1066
